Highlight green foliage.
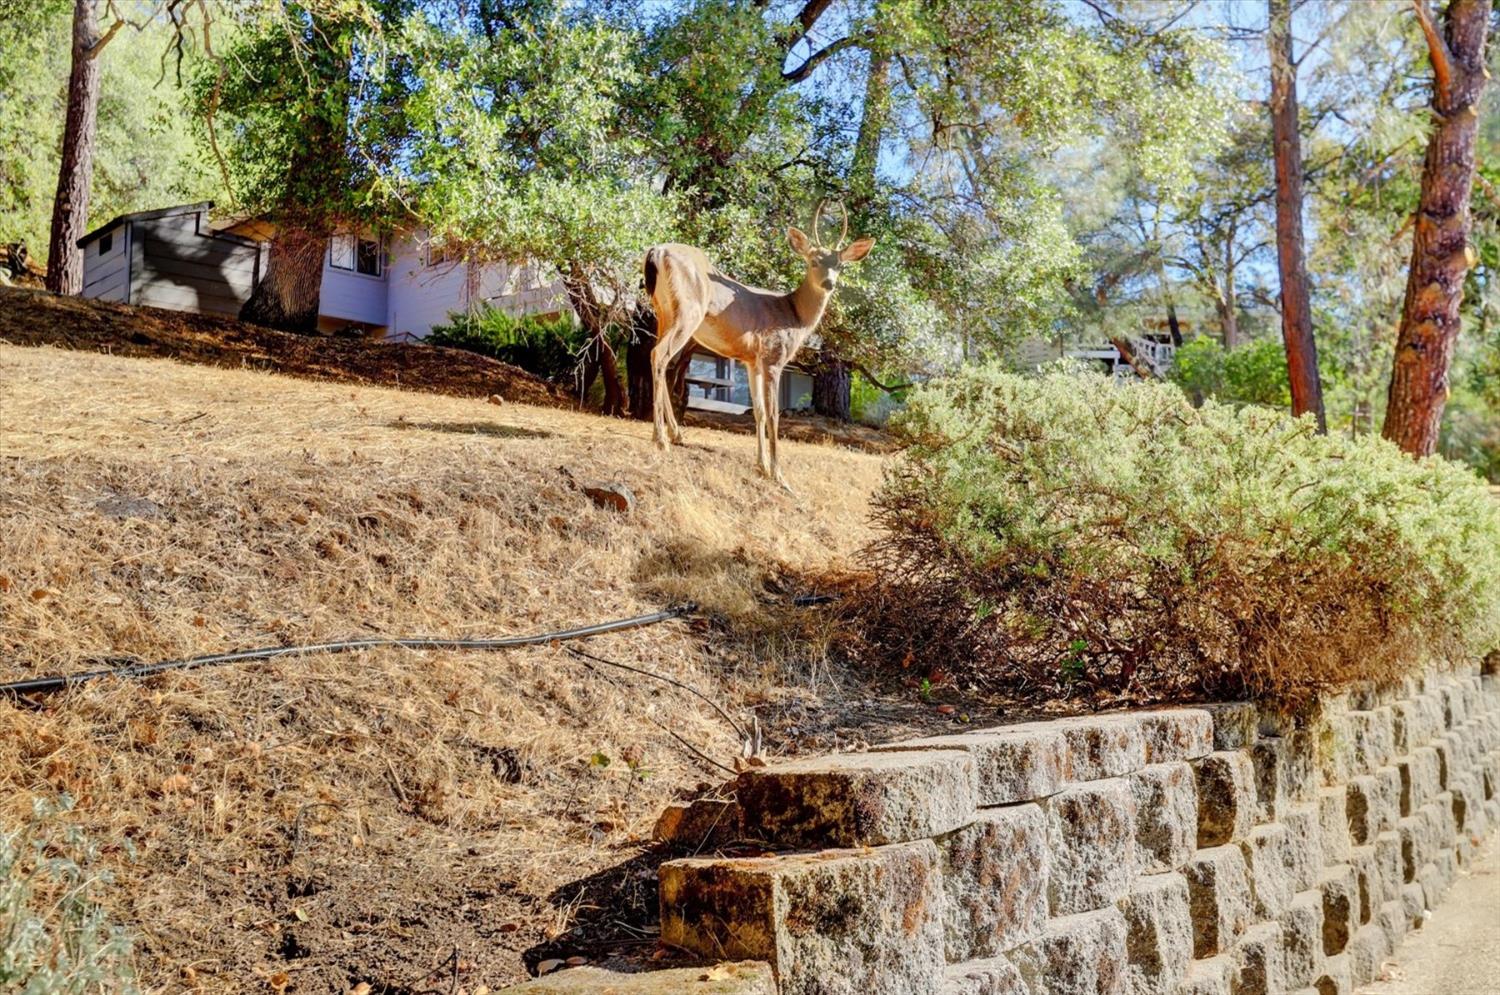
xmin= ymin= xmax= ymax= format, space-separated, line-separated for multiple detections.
xmin=0 ymin=3 xmax=218 ymax=261
xmin=1170 ymin=337 xmax=1291 ymax=409
xmin=866 ymin=364 xmax=1500 ymax=703
xmin=1 ymin=795 xmax=138 ymax=993
xmin=427 ymin=307 xmax=585 ymax=383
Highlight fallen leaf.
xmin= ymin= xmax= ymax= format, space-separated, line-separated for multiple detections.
xmin=536 ymin=959 xmax=563 ymax=975
xmin=268 ymin=972 xmax=289 ymax=994
xmin=936 ymin=704 xmax=957 ymax=715
xmin=349 ymin=985 xmax=371 ymax=995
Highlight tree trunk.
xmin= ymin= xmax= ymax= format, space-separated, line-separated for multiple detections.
xmin=563 ymin=268 xmax=625 ymax=416
xmin=239 ymin=228 xmax=326 ymax=332
xmin=45 ymin=0 xmax=106 ymax=296
xmin=1267 ymin=0 xmax=1327 ymax=432
xmin=625 ymin=303 xmax=657 ymax=421
xmin=811 ymin=355 xmax=851 ymax=420
xmin=1221 ymin=232 xmax=1240 ymax=349
xmin=1382 ymin=0 xmax=1492 ymax=455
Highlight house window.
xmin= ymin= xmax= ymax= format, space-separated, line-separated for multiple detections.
xmin=97 ymin=232 xmax=112 ymax=254
xmin=330 ymin=234 xmax=382 ymax=276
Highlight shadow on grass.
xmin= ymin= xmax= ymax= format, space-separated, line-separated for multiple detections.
xmin=387 ymin=419 xmax=554 ymax=440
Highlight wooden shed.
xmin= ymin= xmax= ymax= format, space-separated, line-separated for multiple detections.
xmin=77 ymin=202 xmax=267 ymax=316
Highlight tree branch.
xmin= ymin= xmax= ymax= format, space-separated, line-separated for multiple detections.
xmin=1411 ymin=0 xmax=1453 ymax=101
xmin=783 ymin=32 xmax=868 ymax=82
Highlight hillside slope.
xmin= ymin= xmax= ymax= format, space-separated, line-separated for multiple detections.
xmin=0 ymin=344 xmax=949 ymax=990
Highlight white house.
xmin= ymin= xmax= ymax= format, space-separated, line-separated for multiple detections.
xmin=76 ymin=201 xmax=812 ymax=412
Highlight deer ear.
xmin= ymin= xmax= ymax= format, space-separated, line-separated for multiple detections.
xmin=787 ymin=227 xmax=813 ymax=257
xmin=840 ymin=238 xmax=875 ymax=263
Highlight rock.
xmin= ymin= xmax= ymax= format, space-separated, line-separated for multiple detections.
xmin=1046 ymin=779 xmax=1137 ymax=915
xmin=937 ymin=804 xmax=1049 ymax=960
xmin=735 ymin=749 xmax=976 ymax=848
xmin=1371 ymin=832 xmax=1402 ymax=907
xmin=1277 ymin=803 xmax=1323 ymax=892
xmin=1238 ymin=824 xmax=1290 ymax=919
xmin=1056 ymin=715 xmax=1146 ymax=781
xmin=1310 ymin=954 xmax=1351 ymax=995
xmin=94 ymin=491 xmax=165 ymax=519
xmin=1279 ymin=889 xmax=1324 ymax=989
xmin=1193 ymin=753 xmax=1257 ymax=847
xmin=943 ymin=957 xmax=1029 ymax=995
xmin=487 ymin=393 xmax=505 ymax=405
xmin=1345 ymin=847 xmax=1378 ymax=926
xmin=1012 ymin=909 xmax=1128 ymax=995
xmin=1136 ymin=710 xmax=1214 ymax=763
xmin=1344 ymin=923 xmax=1390 ymax=988
xmin=1344 ymin=776 xmax=1386 ymax=846
xmin=499 ymin=962 xmax=776 ymax=993
xmin=875 ymin=726 xmax=1068 ymax=806
xmin=1173 ymin=955 xmax=1235 ymax=995
xmin=654 ymin=798 xmax=742 ymax=848
xmin=1121 ymin=872 xmax=1193 ymax=995
xmin=658 ymin=842 xmax=944 ymax=995
xmin=1229 ymin=922 xmax=1285 ymax=995
xmin=1316 ymin=864 xmax=1358 ymax=956
xmin=1201 ymin=703 xmax=1259 ymax=751
xmin=1344 ymin=709 xmax=1395 ymax=775
xmin=1129 ymin=763 xmax=1198 ymax=874
xmin=1182 ymin=845 xmax=1252 ymax=958
xmin=1317 ymin=788 xmax=1351 ymax=863
xmin=581 ymin=481 xmax=635 ymax=513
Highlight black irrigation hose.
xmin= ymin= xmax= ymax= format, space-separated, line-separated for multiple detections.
xmin=0 ymin=603 xmax=697 ymax=699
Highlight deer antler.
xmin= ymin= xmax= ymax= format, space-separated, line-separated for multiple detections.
xmin=811 ymin=198 xmax=829 ymax=248
xmin=836 ymin=200 xmax=849 ymax=250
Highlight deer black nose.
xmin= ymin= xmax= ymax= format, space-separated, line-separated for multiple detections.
xmin=822 ymin=279 xmax=835 ymax=290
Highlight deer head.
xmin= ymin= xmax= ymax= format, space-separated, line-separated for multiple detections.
xmin=787 ymin=200 xmax=874 ymax=293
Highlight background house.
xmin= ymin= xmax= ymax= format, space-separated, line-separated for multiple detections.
xmin=76 ymin=201 xmax=815 ymax=415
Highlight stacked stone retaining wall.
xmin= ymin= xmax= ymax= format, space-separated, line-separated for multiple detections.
xmin=509 ymin=667 xmax=1500 ymax=994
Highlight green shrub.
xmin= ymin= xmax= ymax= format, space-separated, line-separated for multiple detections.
xmin=863 ymin=363 xmax=1500 ymax=703
xmin=427 ymin=307 xmax=585 ymax=383
xmin=1170 ymin=336 xmax=1291 ymax=409
xmin=1 ymin=795 xmax=138 ymax=993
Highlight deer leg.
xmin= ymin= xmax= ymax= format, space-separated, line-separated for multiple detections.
xmin=650 ymin=320 xmax=689 ymax=449
xmin=767 ymin=366 xmax=792 ymax=492
xmin=746 ymin=359 xmax=770 ymax=476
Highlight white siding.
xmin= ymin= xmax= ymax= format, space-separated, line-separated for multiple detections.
xmin=79 ymin=224 xmax=130 ymax=303
xmin=319 ymin=238 xmax=388 ymax=327
xmin=384 ymin=232 xmax=473 ymax=338
xmin=473 ymin=258 xmax=567 ymax=321
xmin=131 ymin=213 xmax=262 ymax=316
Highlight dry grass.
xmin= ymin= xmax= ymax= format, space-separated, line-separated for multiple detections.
xmin=0 ymin=344 xmax=944 ymax=991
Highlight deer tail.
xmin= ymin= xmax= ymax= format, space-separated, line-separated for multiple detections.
xmin=643 ymin=248 xmax=660 ymax=297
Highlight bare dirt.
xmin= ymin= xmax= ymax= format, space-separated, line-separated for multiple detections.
xmin=0 ymin=338 xmax=969 ymax=992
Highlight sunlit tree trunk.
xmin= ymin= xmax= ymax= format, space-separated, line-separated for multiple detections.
xmin=1267 ymin=0 xmax=1326 ymax=432
xmin=45 ymin=0 xmax=113 ymax=295
xmin=1382 ymin=0 xmax=1492 ymax=455
xmin=239 ymin=227 xmax=325 ymax=332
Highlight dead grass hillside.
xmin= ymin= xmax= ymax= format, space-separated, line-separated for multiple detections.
xmin=0 ymin=344 xmax=947 ymax=991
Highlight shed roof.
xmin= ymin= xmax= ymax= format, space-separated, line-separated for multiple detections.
xmin=76 ymin=202 xmax=261 ymax=249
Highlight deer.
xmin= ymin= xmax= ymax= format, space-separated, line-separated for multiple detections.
xmin=642 ymin=202 xmax=874 ymax=489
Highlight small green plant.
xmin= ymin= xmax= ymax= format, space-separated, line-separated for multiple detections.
xmin=1 ymin=795 xmax=138 ymax=994
xmin=428 ymin=307 xmax=586 ymax=383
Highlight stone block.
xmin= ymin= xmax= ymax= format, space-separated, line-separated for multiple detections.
xmin=944 ymin=957 xmax=1029 ymax=995
xmin=1183 ymin=845 xmax=1253 ymax=958
xmin=1057 ymin=715 xmax=1148 ymax=781
xmin=1316 ymin=864 xmax=1358 ymax=956
xmin=1399 ymin=882 xmax=1426 ymax=927
xmin=876 ymin=726 xmax=1068 ymax=807
xmin=1396 ymin=816 xmax=1430 ymax=884
xmin=1011 ymin=909 xmax=1128 ymax=995
xmin=1173 ymin=956 xmax=1234 ymax=995
xmin=1344 ymin=709 xmax=1394 ymax=774
xmin=1203 ymin=703 xmax=1259 ymax=751
xmin=1129 ymin=763 xmax=1198 ymax=873
xmin=1450 ymin=774 xmax=1484 ymax=838
xmin=1122 ymin=873 xmax=1193 ymax=995
xmin=1431 ymin=738 xmax=1453 ymax=790
xmin=1423 ymin=794 xmax=1458 ymax=846
xmin=1317 ymin=788 xmax=1350 ymax=863
xmin=1346 ymin=847 xmax=1377 ymax=926
xmin=1405 ymin=747 xmax=1442 ymax=811
xmin=658 ymin=841 xmax=944 ymax=995
xmin=938 ymin=804 xmax=1049 ymax=961
xmin=1344 ymin=923 xmax=1390 ymax=988
xmin=1229 ymin=922 xmax=1285 ymax=995
xmin=1417 ymin=861 xmax=1444 ymax=910
xmin=1344 ymin=775 xmax=1394 ymax=846
xmin=1279 ymin=890 xmax=1324 ymax=989
xmin=1137 ymin=709 xmax=1215 ymax=763
xmin=1311 ymin=954 xmax=1351 ymax=995
xmin=1372 ymin=832 xmax=1401 ymax=907
xmin=1237 ymin=824 xmax=1290 ymax=919
xmin=1439 ymin=684 xmax=1467 ymax=728
xmin=1375 ymin=899 xmax=1406 ymax=952
xmin=654 ymin=798 xmax=742 ymax=848
xmin=735 ymin=749 xmax=976 ymax=848
xmin=1374 ymin=765 xmax=1402 ymax=828
xmin=1278 ymin=804 xmax=1323 ymax=892
xmin=1046 ymin=779 xmax=1137 ymax=915
xmin=1390 ymin=698 xmax=1436 ymax=754
xmin=1194 ymin=753 xmax=1257 ymax=847
xmin=500 ymin=962 xmax=776 ymax=994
